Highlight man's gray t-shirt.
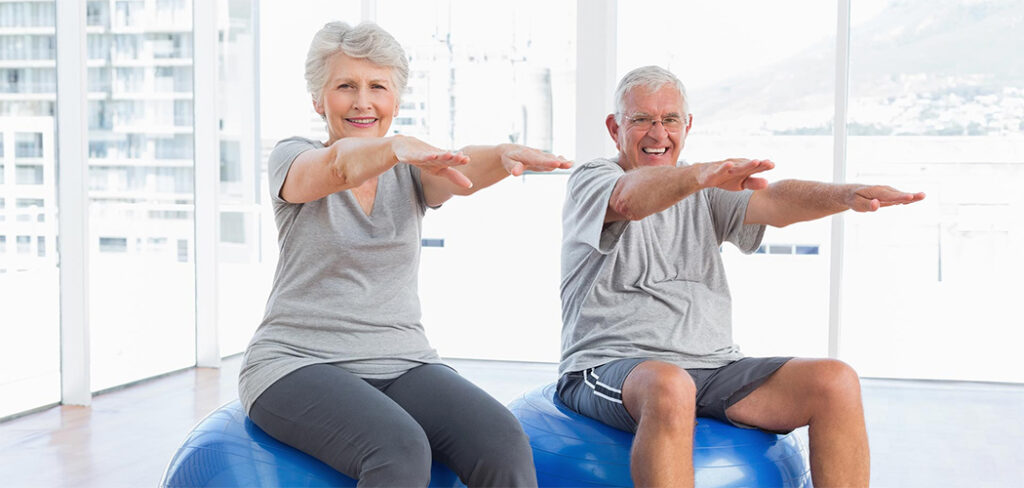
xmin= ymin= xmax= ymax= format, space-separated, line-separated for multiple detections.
xmin=239 ymin=137 xmax=442 ymax=414
xmin=559 ymin=156 xmax=766 ymax=376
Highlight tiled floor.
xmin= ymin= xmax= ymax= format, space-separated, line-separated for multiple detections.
xmin=1 ymin=356 xmax=1022 ymax=487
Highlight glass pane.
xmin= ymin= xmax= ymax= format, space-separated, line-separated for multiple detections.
xmin=843 ymin=0 xmax=1024 ymax=382
xmin=617 ymin=1 xmax=837 ymax=359
xmin=259 ymin=0 xmax=361 ymax=145
xmin=0 ymin=0 xmax=59 ymax=418
xmin=216 ymin=0 xmax=274 ymax=356
xmin=87 ymin=0 xmax=196 ymax=391
xmin=377 ymin=0 xmax=577 ymax=361
xmin=242 ymin=1 xmax=362 ymax=355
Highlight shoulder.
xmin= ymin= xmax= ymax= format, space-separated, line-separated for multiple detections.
xmin=579 ymin=156 xmax=623 ymax=172
xmin=568 ymin=156 xmax=624 ymax=184
xmin=272 ymin=136 xmax=323 ymax=153
xmin=268 ymin=136 xmax=325 ymax=169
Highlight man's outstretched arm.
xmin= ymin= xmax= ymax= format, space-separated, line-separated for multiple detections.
xmin=606 ymin=159 xmax=774 ymax=222
xmin=744 ymin=179 xmax=926 ymax=228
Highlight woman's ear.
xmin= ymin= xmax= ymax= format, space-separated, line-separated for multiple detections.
xmin=312 ymin=97 xmax=324 ymax=116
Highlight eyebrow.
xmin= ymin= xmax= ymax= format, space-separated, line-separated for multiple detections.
xmin=329 ymin=77 xmax=391 ymax=85
xmin=630 ymin=112 xmax=682 ymax=118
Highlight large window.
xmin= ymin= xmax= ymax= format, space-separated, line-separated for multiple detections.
xmin=216 ymin=0 xmax=267 ymax=356
xmin=87 ymin=0 xmax=196 ymax=391
xmin=618 ymin=1 xmax=838 ymax=359
xmin=376 ymin=0 xmax=577 ymax=361
xmin=842 ymin=0 xmax=1023 ymax=382
xmin=237 ymin=1 xmax=362 ymax=357
xmin=0 ymin=1 xmax=60 ymax=418
xmin=2 ymin=0 xmax=1021 ymax=421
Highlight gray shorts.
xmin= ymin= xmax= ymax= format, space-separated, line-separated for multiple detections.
xmin=556 ymin=357 xmax=792 ymax=433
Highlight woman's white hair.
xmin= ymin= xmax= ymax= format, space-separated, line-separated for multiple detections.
xmin=305 ymin=21 xmax=409 ymax=107
xmin=613 ymin=66 xmax=690 ymax=121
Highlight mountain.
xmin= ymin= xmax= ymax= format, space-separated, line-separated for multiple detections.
xmin=693 ymin=0 xmax=1024 ymax=136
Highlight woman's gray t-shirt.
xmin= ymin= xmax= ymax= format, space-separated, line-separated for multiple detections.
xmin=239 ymin=137 xmax=442 ymax=414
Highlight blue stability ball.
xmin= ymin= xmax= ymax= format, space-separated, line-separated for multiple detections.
xmin=508 ymin=384 xmax=810 ymax=487
xmin=161 ymin=400 xmax=465 ymax=488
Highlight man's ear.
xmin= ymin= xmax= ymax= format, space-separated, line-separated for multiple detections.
xmin=605 ymin=114 xmax=622 ymax=151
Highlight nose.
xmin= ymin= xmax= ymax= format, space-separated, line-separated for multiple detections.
xmin=354 ymin=87 xmax=372 ymax=111
xmin=647 ymin=120 xmax=669 ymax=139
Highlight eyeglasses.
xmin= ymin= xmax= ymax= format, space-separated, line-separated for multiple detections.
xmin=620 ymin=113 xmax=689 ymax=132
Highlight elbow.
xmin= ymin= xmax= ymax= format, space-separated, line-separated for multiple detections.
xmin=609 ymin=192 xmax=645 ymax=221
xmin=331 ymin=166 xmax=354 ymax=190
xmin=326 ymin=141 xmax=359 ymax=190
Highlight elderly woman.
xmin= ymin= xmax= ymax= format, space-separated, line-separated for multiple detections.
xmin=238 ymin=22 xmax=569 ymax=487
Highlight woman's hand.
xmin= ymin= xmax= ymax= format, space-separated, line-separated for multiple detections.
xmin=391 ymin=135 xmax=474 ymax=189
xmin=499 ymin=144 xmax=573 ymax=176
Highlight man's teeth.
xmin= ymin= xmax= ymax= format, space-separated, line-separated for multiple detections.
xmin=642 ymin=148 xmax=666 ymax=154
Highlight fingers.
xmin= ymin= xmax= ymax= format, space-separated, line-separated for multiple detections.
xmin=398 ymin=139 xmax=470 ymax=168
xmin=436 ymin=167 xmax=473 ymax=189
xmin=850 ymin=194 xmax=881 ymax=212
xmin=505 ymin=153 xmax=573 ymax=176
xmin=856 ymin=187 xmax=926 ymax=209
xmin=730 ymin=159 xmax=774 ymax=176
xmin=413 ymin=151 xmax=470 ymax=171
xmin=508 ymin=161 xmax=525 ymax=176
xmin=433 ymin=150 xmax=470 ymax=166
xmin=701 ymin=158 xmax=774 ymax=191
xmin=742 ymin=176 xmax=770 ymax=191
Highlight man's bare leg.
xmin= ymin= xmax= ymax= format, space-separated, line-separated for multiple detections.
xmin=726 ymin=358 xmax=869 ymax=487
xmin=622 ymin=361 xmax=697 ymax=487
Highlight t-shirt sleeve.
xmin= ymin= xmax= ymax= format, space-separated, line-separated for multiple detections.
xmin=564 ymin=159 xmax=629 ymax=254
xmin=268 ymin=137 xmax=321 ymax=203
xmin=404 ymin=163 xmax=436 ymax=213
xmin=704 ymin=187 xmax=765 ymax=253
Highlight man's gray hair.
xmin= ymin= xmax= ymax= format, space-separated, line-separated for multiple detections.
xmin=613 ymin=66 xmax=690 ymax=121
xmin=305 ymin=21 xmax=409 ymax=106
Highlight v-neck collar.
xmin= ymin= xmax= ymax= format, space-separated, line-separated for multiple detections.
xmin=349 ymin=173 xmax=383 ymax=220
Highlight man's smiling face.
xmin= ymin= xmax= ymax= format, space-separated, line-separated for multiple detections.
xmin=607 ymin=84 xmax=692 ymax=171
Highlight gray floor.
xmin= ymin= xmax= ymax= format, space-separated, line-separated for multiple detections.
xmin=1 ymin=356 xmax=1022 ymax=487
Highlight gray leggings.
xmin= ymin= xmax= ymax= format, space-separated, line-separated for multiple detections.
xmin=249 ymin=363 xmax=537 ymax=487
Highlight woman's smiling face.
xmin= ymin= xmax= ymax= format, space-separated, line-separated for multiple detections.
xmin=316 ymin=53 xmax=400 ymax=142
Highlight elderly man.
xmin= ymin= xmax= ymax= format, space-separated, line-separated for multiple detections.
xmin=558 ymin=65 xmax=924 ymax=487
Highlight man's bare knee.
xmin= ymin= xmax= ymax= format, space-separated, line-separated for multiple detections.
xmin=808 ymin=359 xmax=862 ymax=410
xmin=624 ymin=362 xmax=696 ymax=429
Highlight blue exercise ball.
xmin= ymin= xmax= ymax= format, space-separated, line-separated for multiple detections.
xmin=508 ymin=384 xmax=810 ymax=487
xmin=161 ymin=400 xmax=465 ymax=488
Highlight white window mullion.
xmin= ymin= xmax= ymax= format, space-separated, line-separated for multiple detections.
xmin=575 ymin=0 xmax=617 ymax=164
xmin=56 ymin=0 xmax=90 ymax=406
xmin=829 ymin=0 xmax=852 ymax=359
xmin=194 ymin=0 xmax=220 ymax=367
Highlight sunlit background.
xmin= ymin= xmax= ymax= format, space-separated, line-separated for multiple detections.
xmin=1 ymin=0 xmax=1021 ymax=419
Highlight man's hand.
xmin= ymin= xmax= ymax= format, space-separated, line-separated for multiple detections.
xmin=391 ymin=135 xmax=473 ymax=189
xmin=846 ymin=185 xmax=926 ymax=212
xmin=694 ymin=158 xmax=775 ymax=191
xmin=500 ymin=145 xmax=573 ymax=176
